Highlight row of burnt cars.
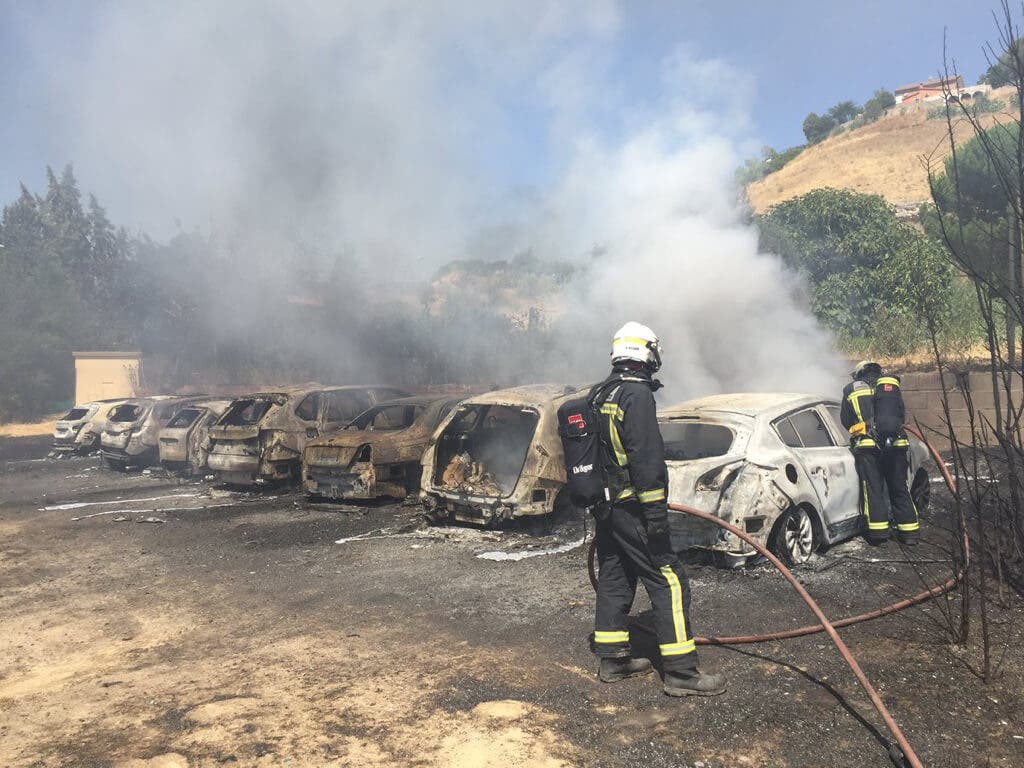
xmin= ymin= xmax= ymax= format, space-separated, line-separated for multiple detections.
xmin=51 ymin=384 xmax=935 ymax=566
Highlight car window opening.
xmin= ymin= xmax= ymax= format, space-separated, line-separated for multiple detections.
xmin=660 ymin=422 xmax=735 ymax=460
xmin=221 ymin=398 xmax=275 ymax=426
xmin=62 ymin=408 xmax=89 ymax=421
xmin=109 ymin=404 xmax=143 ymax=423
xmin=432 ymin=404 xmax=539 ymax=496
xmin=166 ymin=408 xmax=202 ymax=429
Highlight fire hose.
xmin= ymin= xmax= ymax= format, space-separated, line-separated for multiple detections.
xmin=585 ymin=425 xmax=966 ymax=768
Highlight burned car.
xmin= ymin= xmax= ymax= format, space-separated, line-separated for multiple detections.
xmin=420 ymin=384 xmax=578 ymax=525
xmin=51 ymin=399 xmax=126 ymax=456
xmin=661 ymin=393 xmax=931 ymax=567
xmin=303 ymin=396 xmax=463 ymax=500
xmin=206 ymin=385 xmax=410 ymax=486
xmin=101 ymin=396 xmax=210 ymax=470
xmin=158 ymin=398 xmax=233 ymax=475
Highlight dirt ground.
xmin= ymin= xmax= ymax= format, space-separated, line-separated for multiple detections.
xmin=2 ymin=436 xmax=1023 ymax=768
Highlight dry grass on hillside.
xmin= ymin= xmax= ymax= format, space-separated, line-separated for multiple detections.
xmin=747 ymin=91 xmax=1017 ymax=213
xmin=0 ymin=419 xmax=57 ymax=437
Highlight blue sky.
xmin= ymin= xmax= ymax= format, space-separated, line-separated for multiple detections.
xmin=0 ymin=1 xmax=1002 ymax=228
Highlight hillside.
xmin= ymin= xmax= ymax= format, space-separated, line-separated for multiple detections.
xmin=747 ymin=88 xmax=1017 ymax=214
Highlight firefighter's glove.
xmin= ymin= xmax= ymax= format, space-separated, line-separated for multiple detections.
xmin=589 ymin=501 xmax=612 ymax=523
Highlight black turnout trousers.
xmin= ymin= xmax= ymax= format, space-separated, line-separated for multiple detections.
xmin=856 ymin=445 xmax=919 ymax=540
xmin=592 ymin=501 xmax=697 ymax=673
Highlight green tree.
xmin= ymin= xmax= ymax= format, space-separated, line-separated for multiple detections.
xmin=802 ymin=112 xmax=837 ymax=144
xmin=827 ymin=100 xmax=860 ymax=125
xmin=862 ymin=88 xmax=896 ymax=121
xmin=759 ymin=188 xmax=960 ymax=354
xmin=979 ymin=36 xmax=1024 ymax=87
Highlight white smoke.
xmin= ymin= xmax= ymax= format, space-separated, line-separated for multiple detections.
xmin=20 ymin=0 xmax=844 ymax=398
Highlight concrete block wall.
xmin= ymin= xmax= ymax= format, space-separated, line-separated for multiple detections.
xmin=899 ymin=369 xmax=1021 ymax=447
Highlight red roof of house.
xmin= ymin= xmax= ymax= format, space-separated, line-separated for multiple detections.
xmin=895 ymin=75 xmax=964 ymax=94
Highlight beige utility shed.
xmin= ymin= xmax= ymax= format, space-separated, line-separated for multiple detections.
xmin=72 ymin=351 xmax=142 ymax=404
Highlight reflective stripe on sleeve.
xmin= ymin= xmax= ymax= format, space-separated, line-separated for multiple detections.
xmin=638 ymin=488 xmax=666 ymax=503
xmin=608 ymin=418 xmax=628 ymax=466
xmin=594 ymin=630 xmax=630 ymax=644
xmin=616 ymin=487 xmax=636 ymax=501
xmin=892 ymin=438 xmax=910 ymax=447
xmin=848 ymin=390 xmax=872 ymax=421
xmin=600 ymin=403 xmax=625 ymax=420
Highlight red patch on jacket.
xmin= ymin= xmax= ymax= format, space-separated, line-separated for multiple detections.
xmin=884 ymin=384 xmax=893 ymax=391
xmin=568 ymin=413 xmax=585 ymax=429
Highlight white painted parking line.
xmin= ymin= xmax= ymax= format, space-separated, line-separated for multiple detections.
xmin=41 ymin=493 xmax=200 ymax=511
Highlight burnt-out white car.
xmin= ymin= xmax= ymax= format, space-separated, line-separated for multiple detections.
xmin=51 ymin=399 xmax=126 ymax=456
xmin=660 ymin=393 xmax=931 ymax=567
xmin=206 ymin=385 xmax=411 ymax=486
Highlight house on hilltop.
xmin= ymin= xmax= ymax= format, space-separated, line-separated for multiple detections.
xmin=894 ymin=75 xmax=964 ymax=104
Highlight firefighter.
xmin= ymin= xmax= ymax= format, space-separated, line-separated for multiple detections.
xmin=591 ymin=322 xmax=726 ymax=696
xmin=840 ymin=361 xmax=920 ymax=545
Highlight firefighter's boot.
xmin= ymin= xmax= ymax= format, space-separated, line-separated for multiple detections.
xmin=598 ymin=656 xmax=653 ymax=682
xmin=663 ymin=669 xmax=726 ymax=697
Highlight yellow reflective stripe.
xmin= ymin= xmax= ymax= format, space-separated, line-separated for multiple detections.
xmin=856 ymin=438 xmax=876 ymax=448
xmin=638 ymin=488 xmax=666 ymax=503
xmin=868 ymin=521 xmax=890 ymax=530
xmin=897 ymin=521 xmax=920 ymax=532
xmin=877 ymin=376 xmax=900 ymax=388
xmin=848 ymin=390 xmax=872 ymax=421
xmin=892 ymin=439 xmax=910 ymax=447
xmin=660 ymin=640 xmax=696 ymax=656
xmin=609 ymin=418 xmax=628 ymax=465
xmin=660 ymin=565 xmax=689 ymax=647
xmin=862 ymin=480 xmax=869 ymax=520
xmin=599 ymin=403 xmax=625 ymax=420
xmin=594 ymin=630 xmax=630 ymax=643
xmin=616 ymin=487 xmax=636 ymax=500
xmin=615 ymin=336 xmax=653 ymax=346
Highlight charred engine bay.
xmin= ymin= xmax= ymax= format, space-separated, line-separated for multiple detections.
xmin=2 ymin=435 xmax=1023 ymax=768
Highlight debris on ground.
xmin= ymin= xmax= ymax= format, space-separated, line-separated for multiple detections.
xmin=441 ymin=452 xmax=502 ymax=496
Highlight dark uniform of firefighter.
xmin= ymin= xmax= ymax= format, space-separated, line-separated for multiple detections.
xmin=591 ymin=322 xmax=725 ymax=696
xmin=840 ymin=360 xmax=920 ymax=545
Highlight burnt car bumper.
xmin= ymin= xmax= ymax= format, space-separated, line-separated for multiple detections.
xmin=421 ymin=485 xmax=558 ymax=524
xmin=304 ymin=463 xmax=375 ymax=499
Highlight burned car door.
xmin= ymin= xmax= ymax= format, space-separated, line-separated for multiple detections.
xmin=773 ymin=407 xmax=859 ymax=538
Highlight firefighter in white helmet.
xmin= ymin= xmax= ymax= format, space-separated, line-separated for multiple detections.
xmin=590 ymin=322 xmax=726 ymax=696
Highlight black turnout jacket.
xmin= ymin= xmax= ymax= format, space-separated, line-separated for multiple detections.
xmin=597 ymin=364 xmax=669 ymax=526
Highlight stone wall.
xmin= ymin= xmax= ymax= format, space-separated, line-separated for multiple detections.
xmin=899 ymin=370 xmax=1019 ymax=447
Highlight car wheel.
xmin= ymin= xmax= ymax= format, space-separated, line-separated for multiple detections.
xmin=771 ymin=506 xmax=816 ymax=566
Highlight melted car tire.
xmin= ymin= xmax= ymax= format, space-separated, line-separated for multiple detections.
xmin=770 ymin=506 xmax=816 ymax=566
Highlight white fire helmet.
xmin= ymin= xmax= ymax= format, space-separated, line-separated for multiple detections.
xmin=611 ymin=322 xmax=662 ymax=372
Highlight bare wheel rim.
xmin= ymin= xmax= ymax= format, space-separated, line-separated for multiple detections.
xmin=783 ymin=509 xmax=814 ymax=563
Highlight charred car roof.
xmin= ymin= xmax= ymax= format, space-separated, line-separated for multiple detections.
xmin=458 ymin=383 xmax=582 ymax=407
xmin=661 ymin=392 xmax=833 ymax=418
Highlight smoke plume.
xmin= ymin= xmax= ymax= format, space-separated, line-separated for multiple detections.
xmin=21 ymin=0 xmax=844 ymax=400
